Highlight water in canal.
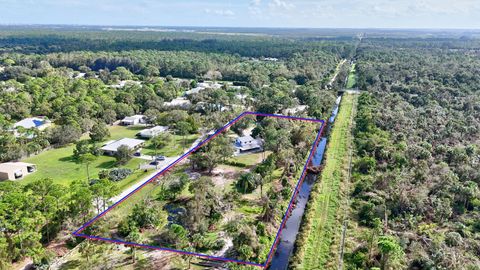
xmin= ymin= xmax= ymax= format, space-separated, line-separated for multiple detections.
xmin=267 ymin=95 xmax=341 ymax=270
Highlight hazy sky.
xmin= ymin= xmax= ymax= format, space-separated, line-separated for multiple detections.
xmin=1 ymin=0 xmax=479 ymax=29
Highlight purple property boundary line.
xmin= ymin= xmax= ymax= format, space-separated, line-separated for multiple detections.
xmin=72 ymin=111 xmax=325 ymax=268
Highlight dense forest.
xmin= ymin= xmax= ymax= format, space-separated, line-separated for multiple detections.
xmin=1 ymin=27 xmax=479 ymax=270
xmin=0 ymin=29 xmax=344 ymax=269
xmin=343 ymin=38 xmax=480 ymax=269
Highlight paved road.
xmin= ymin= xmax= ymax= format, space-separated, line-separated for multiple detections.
xmin=110 ymin=134 xmax=207 ymax=204
xmin=109 ymin=156 xmax=178 ymax=204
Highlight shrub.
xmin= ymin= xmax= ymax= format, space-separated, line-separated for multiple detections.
xmin=445 ymin=231 xmax=463 ymax=247
xmin=108 ymin=168 xmax=132 ymax=182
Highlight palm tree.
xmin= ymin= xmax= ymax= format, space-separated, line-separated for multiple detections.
xmin=238 ymin=173 xmax=259 ymax=194
xmin=79 ymin=153 xmax=97 ymax=182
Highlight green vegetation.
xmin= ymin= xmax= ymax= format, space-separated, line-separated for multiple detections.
xmin=141 ymin=133 xmax=200 ymax=157
xmin=291 ymin=93 xmax=357 ymax=269
xmin=86 ymin=117 xmax=319 ymax=265
xmin=21 ymin=125 xmax=149 ymax=187
xmin=342 ymin=38 xmax=480 ymax=269
xmin=345 ymin=63 xmax=356 ymax=89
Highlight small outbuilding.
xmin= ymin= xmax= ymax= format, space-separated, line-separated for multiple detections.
xmin=100 ymin=138 xmax=145 ymax=155
xmin=0 ymin=162 xmax=37 ymax=181
xmin=138 ymin=126 xmax=169 ymax=139
xmin=120 ymin=115 xmax=146 ymax=126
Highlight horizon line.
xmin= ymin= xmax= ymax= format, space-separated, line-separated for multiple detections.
xmin=0 ymin=23 xmax=480 ymax=32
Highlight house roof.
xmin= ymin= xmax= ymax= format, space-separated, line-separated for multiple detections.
xmin=0 ymin=162 xmax=36 ymax=173
xmin=122 ymin=115 xmax=145 ymax=121
xmin=236 ymin=135 xmax=255 ymax=144
xmin=14 ymin=117 xmax=49 ymax=129
xmin=139 ymin=126 xmax=168 ymax=136
xmin=100 ymin=138 xmax=145 ymax=152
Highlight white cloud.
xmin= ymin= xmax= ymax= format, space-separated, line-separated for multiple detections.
xmin=268 ymin=0 xmax=295 ymax=10
xmin=250 ymin=0 xmax=261 ymax=6
xmin=204 ymin=8 xmax=235 ymax=16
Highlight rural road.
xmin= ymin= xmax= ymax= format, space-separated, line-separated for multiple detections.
xmin=110 ymin=135 xmax=206 ymax=204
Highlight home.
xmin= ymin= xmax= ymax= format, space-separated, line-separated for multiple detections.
xmin=109 ymin=80 xmax=141 ymax=88
xmin=0 ymin=162 xmax=36 ymax=181
xmin=120 ymin=115 xmax=146 ymax=126
xmin=13 ymin=117 xmax=52 ymax=138
xmin=164 ymin=97 xmax=191 ymax=108
xmin=100 ymin=138 xmax=145 ymax=155
xmin=138 ymin=126 xmax=169 ymax=139
xmin=234 ymin=135 xmax=263 ymax=153
xmin=185 ymin=81 xmax=223 ymax=96
xmin=14 ymin=117 xmax=51 ymax=131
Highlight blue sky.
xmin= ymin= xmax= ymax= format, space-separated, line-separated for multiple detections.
xmin=1 ymin=0 xmax=479 ymax=29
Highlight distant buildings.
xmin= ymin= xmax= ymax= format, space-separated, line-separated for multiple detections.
xmin=185 ymin=81 xmax=223 ymax=95
xmin=100 ymin=138 xmax=145 ymax=155
xmin=0 ymin=162 xmax=36 ymax=181
xmin=164 ymin=97 xmax=191 ymax=108
xmin=234 ymin=135 xmax=263 ymax=154
xmin=120 ymin=115 xmax=146 ymax=126
xmin=138 ymin=126 xmax=169 ymax=139
xmin=109 ymin=80 xmax=141 ymax=88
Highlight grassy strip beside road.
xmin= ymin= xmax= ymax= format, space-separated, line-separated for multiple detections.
xmin=290 ymin=93 xmax=357 ymax=269
xmin=346 ymin=63 xmax=357 ymax=89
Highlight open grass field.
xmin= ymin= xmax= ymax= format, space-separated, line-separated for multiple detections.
xmin=21 ymin=125 xmax=152 ymax=187
xmin=141 ymin=134 xmax=200 ymax=157
xmin=346 ymin=63 xmax=357 ymax=89
xmin=290 ymin=93 xmax=357 ymax=269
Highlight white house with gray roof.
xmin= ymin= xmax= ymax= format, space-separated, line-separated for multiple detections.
xmin=234 ymin=135 xmax=263 ymax=154
xmin=100 ymin=138 xmax=145 ymax=155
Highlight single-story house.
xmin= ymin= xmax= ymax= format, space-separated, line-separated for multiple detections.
xmin=120 ymin=115 xmax=146 ymax=126
xmin=13 ymin=117 xmax=52 ymax=138
xmin=0 ymin=162 xmax=36 ymax=181
xmin=109 ymin=80 xmax=141 ymax=88
xmin=14 ymin=117 xmax=51 ymax=131
xmin=234 ymin=135 xmax=263 ymax=153
xmin=100 ymin=138 xmax=145 ymax=155
xmin=164 ymin=97 xmax=192 ymax=108
xmin=138 ymin=126 xmax=169 ymax=139
xmin=185 ymin=81 xmax=223 ymax=96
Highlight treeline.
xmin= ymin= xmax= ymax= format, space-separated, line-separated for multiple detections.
xmin=1 ymin=49 xmax=338 ymax=84
xmin=344 ymin=38 xmax=480 ymax=269
xmin=0 ymin=178 xmax=113 ymax=269
xmin=0 ymin=29 xmax=355 ymax=58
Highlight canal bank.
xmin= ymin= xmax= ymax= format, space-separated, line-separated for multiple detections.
xmin=285 ymin=93 xmax=357 ymax=270
xmin=267 ymin=93 xmax=347 ymax=270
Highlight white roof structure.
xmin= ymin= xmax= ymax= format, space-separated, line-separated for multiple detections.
xmin=13 ymin=117 xmax=50 ymax=129
xmin=164 ymin=97 xmax=191 ymax=107
xmin=236 ymin=135 xmax=256 ymax=145
xmin=100 ymin=138 xmax=145 ymax=152
xmin=139 ymin=126 xmax=169 ymax=138
xmin=0 ymin=162 xmax=35 ymax=171
xmin=123 ymin=115 xmax=144 ymax=122
xmin=110 ymin=80 xmax=141 ymax=88
xmin=185 ymin=81 xmax=223 ymax=95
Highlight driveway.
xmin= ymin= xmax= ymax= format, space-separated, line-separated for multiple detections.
xmin=110 ymin=132 xmax=209 ymax=204
xmin=110 ymin=156 xmax=177 ymax=204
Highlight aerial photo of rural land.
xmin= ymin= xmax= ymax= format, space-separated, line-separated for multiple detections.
xmin=0 ymin=1 xmax=479 ymax=270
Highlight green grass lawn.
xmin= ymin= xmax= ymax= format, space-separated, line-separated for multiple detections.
xmin=291 ymin=93 xmax=357 ymax=269
xmin=21 ymin=125 xmax=151 ymax=188
xmin=141 ymin=133 xmax=200 ymax=157
xmin=346 ymin=63 xmax=357 ymax=89
xmin=227 ymin=151 xmax=269 ymax=167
